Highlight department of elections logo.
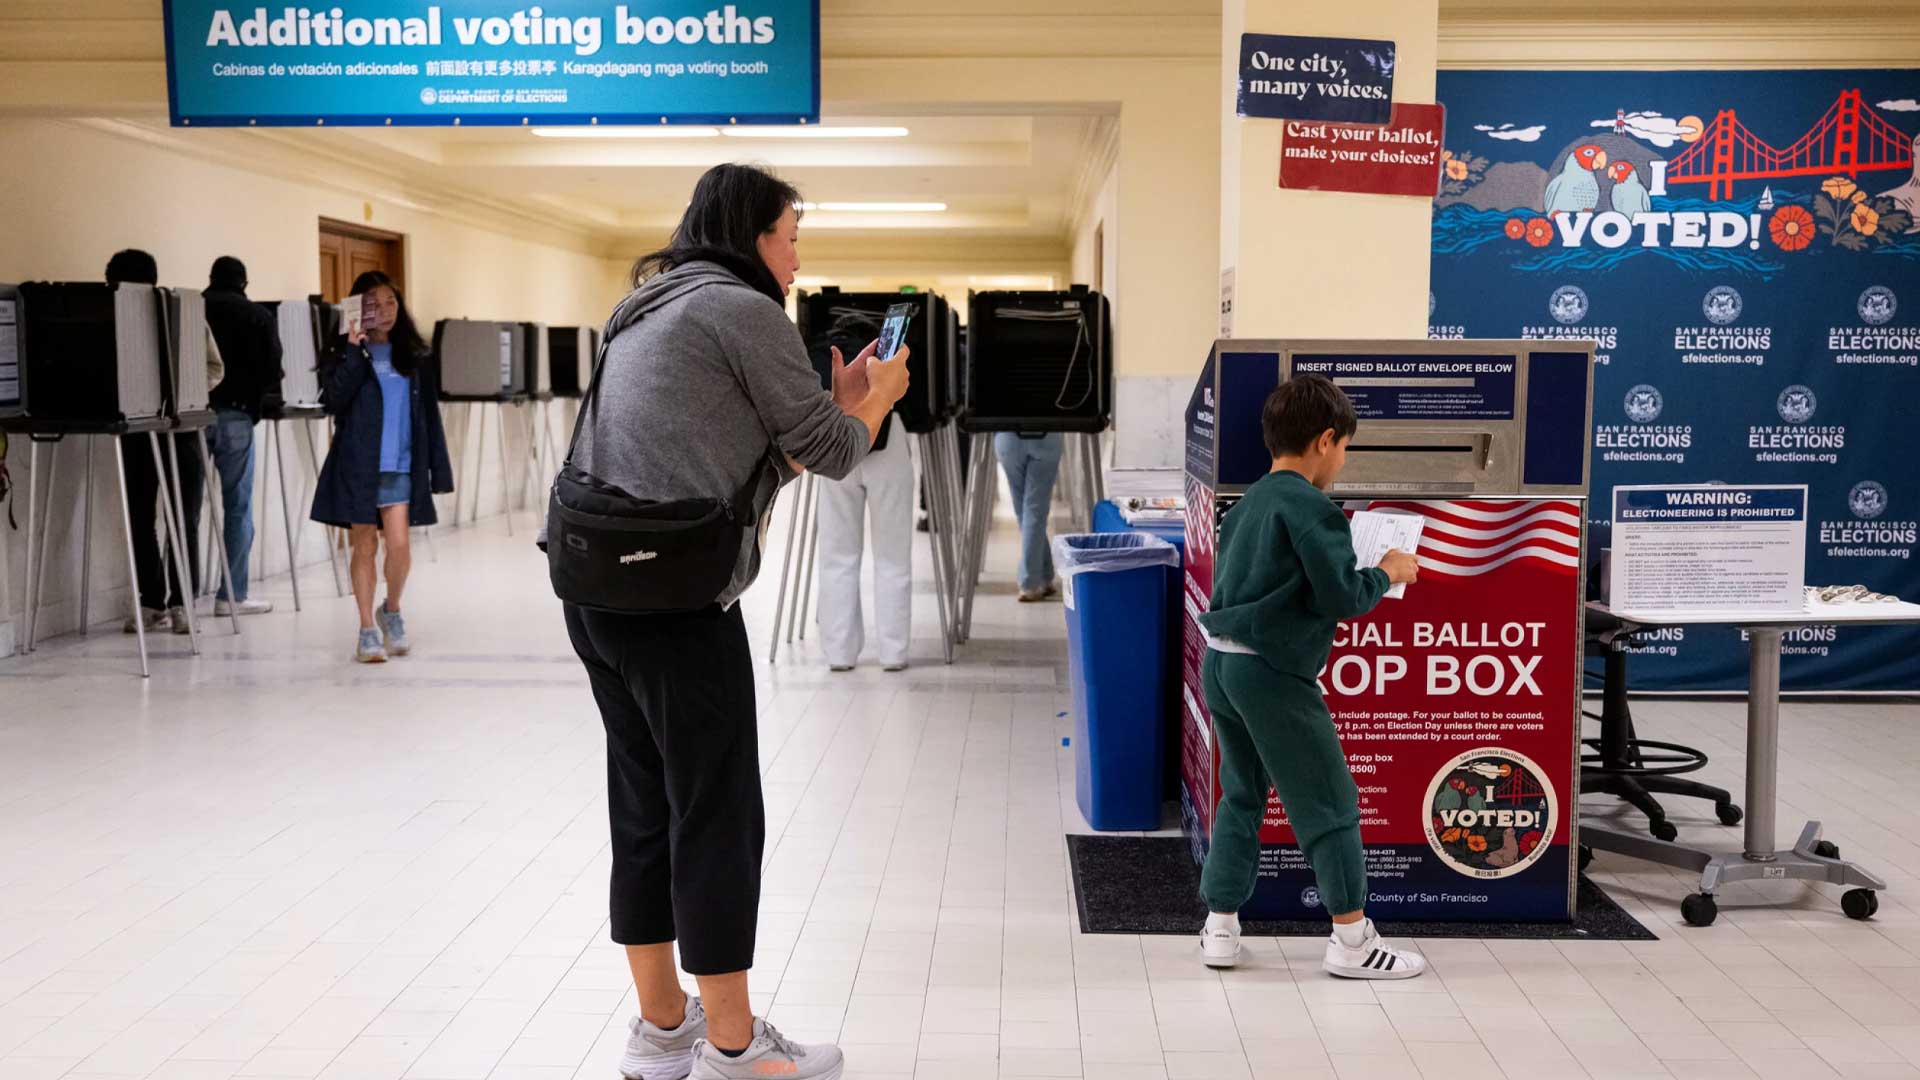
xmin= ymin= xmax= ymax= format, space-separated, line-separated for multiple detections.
xmin=1300 ymin=887 xmax=1323 ymax=910
xmin=1424 ymin=748 xmax=1558 ymax=881
xmin=1859 ymin=286 xmax=1897 ymax=326
xmin=1548 ymin=286 xmax=1589 ymax=325
xmin=1851 ymin=481 xmax=1889 ymax=521
xmin=1703 ymin=286 xmax=1743 ymax=325
xmin=419 ymin=88 xmax=437 ymax=105
xmin=1623 ymin=384 xmax=1663 ymax=423
xmin=1776 ymin=385 xmax=1817 ymax=424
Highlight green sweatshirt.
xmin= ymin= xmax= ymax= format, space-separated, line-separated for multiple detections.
xmin=1198 ymin=470 xmax=1391 ymax=678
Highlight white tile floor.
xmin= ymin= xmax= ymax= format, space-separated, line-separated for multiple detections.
xmin=4 ymin=504 xmax=1920 ymax=1080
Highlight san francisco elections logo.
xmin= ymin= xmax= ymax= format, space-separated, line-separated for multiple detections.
xmin=1623 ymin=384 xmax=1663 ymax=424
xmin=419 ymin=87 xmax=437 ymax=105
xmin=1703 ymin=286 xmax=1743 ymax=326
xmin=1424 ymin=749 xmax=1558 ymax=881
xmin=1851 ymin=481 xmax=1890 ymax=521
xmin=1548 ymin=286 xmax=1589 ymax=326
xmin=1300 ymin=887 xmax=1323 ymax=910
xmin=1776 ymin=385 xmax=1817 ymax=424
xmin=1859 ymin=286 xmax=1897 ymax=326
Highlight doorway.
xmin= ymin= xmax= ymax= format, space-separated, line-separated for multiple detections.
xmin=318 ymin=219 xmax=405 ymax=301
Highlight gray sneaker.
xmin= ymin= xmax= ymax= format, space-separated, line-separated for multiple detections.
xmin=355 ymin=627 xmax=387 ymax=663
xmin=689 ymin=1020 xmax=842 ymax=1080
xmin=376 ymin=604 xmax=410 ymax=656
xmin=621 ymin=997 xmax=706 ymax=1080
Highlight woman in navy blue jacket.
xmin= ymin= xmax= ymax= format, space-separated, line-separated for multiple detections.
xmin=311 ymin=271 xmax=454 ymax=662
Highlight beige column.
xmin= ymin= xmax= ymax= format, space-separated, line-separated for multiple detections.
xmin=1220 ymin=0 xmax=1439 ymax=340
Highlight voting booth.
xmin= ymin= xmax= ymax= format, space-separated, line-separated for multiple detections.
xmin=1182 ymin=339 xmax=1594 ymax=921
xmin=434 ymin=318 xmax=526 ymax=400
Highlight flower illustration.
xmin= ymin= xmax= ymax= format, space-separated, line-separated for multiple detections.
xmin=1821 ymin=176 xmax=1858 ymax=200
xmin=1853 ymin=190 xmax=1868 ymax=204
xmin=1446 ymin=158 xmax=1469 ymax=181
xmin=1813 ymin=186 xmax=1911 ymax=250
xmin=1440 ymin=149 xmax=1490 ymax=197
xmin=1852 ymin=202 xmax=1881 ymax=236
xmin=1441 ymin=827 xmax=1465 ymax=844
xmin=1442 ymin=149 xmax=1453 ymax=161
xmin=1520 ymin=830 xmax=1544 ymax=856
xmin=1769 ymin=205 xmax=1815 ymax=251
xmin=1467 ymin=834 xmax=1489 ymax=853
xmin=1504 ymin=218 xmax=1526 ymax=240
xmin=1525 ymin=218 xmax=1554 ymax=247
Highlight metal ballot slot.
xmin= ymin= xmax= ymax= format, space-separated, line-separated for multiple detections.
xmin=1181 ymin=337 xmax=1596 ymax=924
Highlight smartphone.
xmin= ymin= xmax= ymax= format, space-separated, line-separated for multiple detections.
xmin=874 ymin=302 xmax=915 ymax=362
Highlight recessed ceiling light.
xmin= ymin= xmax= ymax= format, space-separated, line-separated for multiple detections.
xmin=530 ymin=126 xmax=719 ymax=138
xmin=801 ymin=201 xmax=947 ymax=213
xmin=721 ymin=126 xmax=910 ymax=139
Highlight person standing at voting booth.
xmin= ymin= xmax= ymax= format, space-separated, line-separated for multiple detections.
xmin=1196 ymin=375 xmax=1426 ymax=979
xmin=202 ymin=256 xmax=283 ymax=617
xmin=810 ymin=312 xmax=914 ymax=673
xmin=110 ymin=249 xmax=222 ymax=635
xmin=311 ymin=271 xmax=453 ymax=663
xmin=550 ymin=164 xmax=908 ymax=1080
xmin=994 ymin=431 xmax=1064 ymax=601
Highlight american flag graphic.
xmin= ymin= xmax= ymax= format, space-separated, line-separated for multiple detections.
xmin=1363 ymin=499 xmax=1581 ymax=577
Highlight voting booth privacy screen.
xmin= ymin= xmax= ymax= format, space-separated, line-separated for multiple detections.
xmin=1184 ymin=340 xmax=1592 ymax=922
xmin=162 ymin=0 xmax=820 ymax=126
xmin=1429 ymin=68 xmax=1920 ymax=691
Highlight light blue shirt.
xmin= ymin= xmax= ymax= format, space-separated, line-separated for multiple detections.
xmin=369 ymin=343 xmax=412 ymax=474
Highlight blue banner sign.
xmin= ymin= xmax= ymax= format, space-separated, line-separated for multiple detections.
xmin=1292 ymin=353 xmax=1517 ymax=421
xmin=161 ymin=0 xmax=820 ymax=126
xmin=1235 ymin=33 xmax=1395 ymax=125
xmin=1429 ymin=68 xmax=1920 ymax=690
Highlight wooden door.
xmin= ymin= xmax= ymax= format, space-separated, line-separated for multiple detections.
xmin=318 ymin=219 xmax=405 ymax=301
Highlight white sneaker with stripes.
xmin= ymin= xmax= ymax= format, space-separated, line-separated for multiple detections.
xmin=1323 ymin=919 xmax=1426 ymax=980
xmin=1199 ymin=912 xmax=1242 ymax=969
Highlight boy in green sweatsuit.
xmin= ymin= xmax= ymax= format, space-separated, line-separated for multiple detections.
xmin=1196 ymin=374 xmax=1424 ymax=979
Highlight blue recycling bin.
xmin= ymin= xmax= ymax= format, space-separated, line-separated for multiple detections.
xmin=1056 ymin=532 xmax=1180 ymax=831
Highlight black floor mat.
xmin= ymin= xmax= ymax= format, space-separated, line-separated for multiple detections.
xmin=1068 ymin=835 xmax=1656 ymax=941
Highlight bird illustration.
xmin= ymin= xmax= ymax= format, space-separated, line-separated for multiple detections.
xmin=1879 ymin=133 xmax=1920 ymax=231
xmin=1543 ymin=144 xmax=1608 ymax=217
xmin=1608 ymin=159 xmax=1651 ymax=217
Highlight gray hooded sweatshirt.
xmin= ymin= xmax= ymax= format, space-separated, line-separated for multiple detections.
xmin=566 ymin=260 xmax=869 ymax=608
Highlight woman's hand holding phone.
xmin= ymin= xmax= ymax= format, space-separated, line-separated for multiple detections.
xmin=830 ymin=340 xmax=875 ymax=409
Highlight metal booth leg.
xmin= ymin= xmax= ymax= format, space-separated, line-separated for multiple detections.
xmin=80 ymin=437 xmax=95 ymax=635
xmin=797 ymin=475 xmax=821 ymax=641
xmin=197 ymin=430 xmax=242 ymax=635
xmin=496 ymin=402 xmax=515 ymax=537
xmin=271 ymin=419 xmax=303 ymax=614
xmin=112 ymin=438 xmax=150 ymax=678
xmin=23 ymin=438 xmax=42 ymax=652
xmin=152 ymin=433 xmax=200 ymax=654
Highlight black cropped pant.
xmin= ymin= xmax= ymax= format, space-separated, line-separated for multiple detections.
xmin=564 ymin=601 xmax=764 ymax=976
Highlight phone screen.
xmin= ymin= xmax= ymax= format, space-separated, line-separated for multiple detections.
xmin=875 ymin=302 xmax=915 ymax=362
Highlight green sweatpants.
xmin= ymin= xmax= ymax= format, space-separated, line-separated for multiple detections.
xmin=1199 ymin=650 xmax=1367 ymax=916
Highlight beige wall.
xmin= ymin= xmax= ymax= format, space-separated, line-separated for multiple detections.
xmin=0 ymin=117 xmax=628 ymax=651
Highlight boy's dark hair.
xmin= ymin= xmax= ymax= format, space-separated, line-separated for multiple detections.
xmin=1262 ymin=374 xmax=1358 ymax=457
xmin=105 ymin=249 xmax=158 ymax=286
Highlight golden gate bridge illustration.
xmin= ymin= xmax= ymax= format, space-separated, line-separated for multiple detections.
xmin=1662 ymin=90 xmax=1917 ymax=201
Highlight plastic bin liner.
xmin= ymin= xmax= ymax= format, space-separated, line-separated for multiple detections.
xmin=1054 ymin=532 xmax=1179 ymax=580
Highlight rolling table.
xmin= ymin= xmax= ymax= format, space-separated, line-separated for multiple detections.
xmin=1583 ymin=597 xmax=1920 ymax=926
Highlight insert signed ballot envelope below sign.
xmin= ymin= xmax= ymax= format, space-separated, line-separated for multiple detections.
xmin=1279 ymin=103 xmax=1448 ymax=199
xmin=1236 ymin=33 xmax=1396 ymax=125
xmin=1349 ymin=508 xmax=1425 ymax=599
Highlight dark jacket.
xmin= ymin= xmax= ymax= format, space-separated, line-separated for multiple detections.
xmin=204 ymin=286 xmax=285 ymax=419
xmin=311 ymin=338 xmax=454 ymax=527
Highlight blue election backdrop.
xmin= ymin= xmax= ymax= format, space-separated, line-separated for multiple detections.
xmin=162 ymin=1 xmax=819 ymax=125
xmin=1429 ymin=69 xmax=1920 ymax=691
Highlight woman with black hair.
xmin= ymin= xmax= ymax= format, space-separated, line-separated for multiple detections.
xmin=560 ymin=163 xmax=907 ymax=1080
xmin=311 ymin=271 xmax=453 ymax=663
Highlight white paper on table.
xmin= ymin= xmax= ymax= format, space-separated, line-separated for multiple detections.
xmin=1349 ymin=509 xmax=1424 ymax=599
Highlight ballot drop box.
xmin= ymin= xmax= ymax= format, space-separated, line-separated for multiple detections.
xmin=1182 ymin=340 xmax=1594 ymax=921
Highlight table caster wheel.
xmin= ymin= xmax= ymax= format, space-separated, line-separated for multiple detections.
xmin=1842 ymin=889 xmax=1879 ymax=921
xmin=1813 ymin=840 xmax=1840 ymax=860
xmin=1579 ymin=844 xmax=1594 ymax=872
xmin=1717 ymin=803 xmax=1744 ymax=826
xmin=1650 ymin=818 xmax=1679 ymax=843
xmin=1682 ymin=893 xmax=1718 ymax=927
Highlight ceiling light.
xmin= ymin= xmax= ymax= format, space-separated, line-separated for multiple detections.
xmin=721 ymin=126 xmax=910 ymax=139
xmin=801 ymin=201 xmax=947 ymax=213
xmin=530 ymin=126 xmax=719 ymax=138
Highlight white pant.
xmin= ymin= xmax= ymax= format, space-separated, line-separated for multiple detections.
xmin=814 ymin=415 xmax=914 ymax=668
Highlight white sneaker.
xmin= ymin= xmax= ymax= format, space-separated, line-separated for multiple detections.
xmin=168 ymin=606 xmax=191 ymax=635
xmin=214 ymin=598 xmax=274 ymax=616
xmin=123 ymin=607 xmax=168 ymax=634
xmin=1200 ymin=911 xmax=1242 ymax=969
xmin=1323 ymin=919 xmax=1426 ymax=980
xmin=621 ymin=997 xmax=707 ymax=1080
xmin=688 ymin=1019 xmax=842 ymax=1080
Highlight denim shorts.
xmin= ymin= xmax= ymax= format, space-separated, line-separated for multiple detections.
xmin=376 ymin=471 xmax=411 ymax=508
